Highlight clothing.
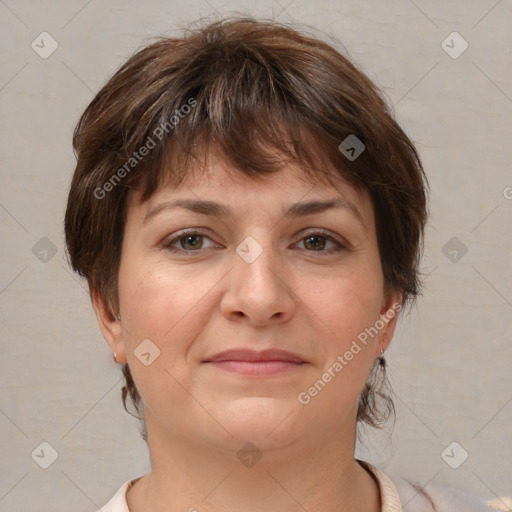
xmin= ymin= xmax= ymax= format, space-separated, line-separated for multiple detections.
xmin=97 ymin=460 xmax=511 ymax=511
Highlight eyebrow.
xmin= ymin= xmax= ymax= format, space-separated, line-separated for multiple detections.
xmin=143 ymin=197 xmax=366 ymax=228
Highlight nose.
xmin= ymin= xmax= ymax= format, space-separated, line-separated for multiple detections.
xmin=220 ymin=237 xmax=296 ymax=326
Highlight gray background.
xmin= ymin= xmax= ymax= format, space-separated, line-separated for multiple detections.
xmin=1 ymin=1 xmax=511 ymax=511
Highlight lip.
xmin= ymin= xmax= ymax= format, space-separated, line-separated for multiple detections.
xmin=203 ymin=349 xmax=307 ymax=376
xmin=204 ymin=349 xmax=305 ymax=363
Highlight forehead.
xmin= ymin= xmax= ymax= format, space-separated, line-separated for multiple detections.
xmin=126 ymin=147 xmax=373 ymax=226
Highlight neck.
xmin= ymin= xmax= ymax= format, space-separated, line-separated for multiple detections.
xmin=127 ymin=411 xmax=381 ymax=512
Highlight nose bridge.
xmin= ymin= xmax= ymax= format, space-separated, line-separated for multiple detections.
xmin=235 ymin=233 xmax=284 ymax=291
xmin=221 ymin=232 xmax=295 ymax=323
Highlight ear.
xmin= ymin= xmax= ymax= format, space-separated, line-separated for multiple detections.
xmin=376 ymin=289 xmax=403 ymax=357
xmin=91 ymin=287 xmax=127 ymax=364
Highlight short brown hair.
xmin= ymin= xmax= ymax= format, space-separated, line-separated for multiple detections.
xmin=65 ymin=16 xmax=428 ymax=435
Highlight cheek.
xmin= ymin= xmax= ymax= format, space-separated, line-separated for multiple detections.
xmin=118 ymin=263 xmax=191 ymax=341
xmin=296 ymin=272 xmax=383 ymax=423
xmin=117 ymin=254 xmax=222 ymax=366
xmin=304 ymin=264 xmax=384 ymax=344
xmin=115 ymin=260 xmax=207 ymax=418
xmin=297 ymin=258 xmax=384 ymax=401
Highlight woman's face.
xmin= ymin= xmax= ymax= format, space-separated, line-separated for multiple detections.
xmin=95 ymin=150 xmax=400 ymax=454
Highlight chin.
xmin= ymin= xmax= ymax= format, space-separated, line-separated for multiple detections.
xmin=213 ymin=396 xmax=301 ymax=449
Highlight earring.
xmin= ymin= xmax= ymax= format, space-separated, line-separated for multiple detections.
xmin=113 ymin=352 xmax=118 ymax=363
xmin=377 ymin=346 xmax=386 ymax=368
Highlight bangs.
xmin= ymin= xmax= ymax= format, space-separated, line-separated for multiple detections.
xmin=113 ymin=34 xmax=365 ymax=201
xmin=139 ymin=124 xmax=358 ymax=202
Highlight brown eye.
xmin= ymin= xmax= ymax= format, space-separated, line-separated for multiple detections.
xmin=303 ymin=235 xmax=327 ymax=251
xmin=163 ymin=230 xmax=217 ymax=253
xmin=298 ymin=230 xmax=346 ymax=254
xmin=180 ymin=234 xmax=204 ymax=250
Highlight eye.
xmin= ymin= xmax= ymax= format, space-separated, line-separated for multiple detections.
xmin=163 ymin=230 xmax=219 ymax=252
xmin=162 ymin=228 xmax=347 ymax=255
xmin=296 ymin=230 xmax=347 ymax=254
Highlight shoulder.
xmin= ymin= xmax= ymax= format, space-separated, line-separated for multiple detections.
xmin=98 ymin=467 xmax=511 ymax=512
xmin=389 ymin=471 xmax=511 ymax=512
xmin=96 ymin=476 xmax=142 ymax=512
xmin=359 ymin=460 xmax=511 ymax=512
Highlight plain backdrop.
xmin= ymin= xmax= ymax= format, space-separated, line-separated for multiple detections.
xmin=0 ymin=1 xmax=511 ymax=511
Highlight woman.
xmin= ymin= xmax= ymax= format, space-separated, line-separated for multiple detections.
xmin=64 ymin=16 xmax=510 ymax=512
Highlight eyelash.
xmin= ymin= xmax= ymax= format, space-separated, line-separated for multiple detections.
xmin=162 ymin=228 xmax=347 ymax=255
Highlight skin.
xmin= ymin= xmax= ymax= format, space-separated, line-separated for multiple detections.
xmin=93 ymin=148 xmax=401 ymax=512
